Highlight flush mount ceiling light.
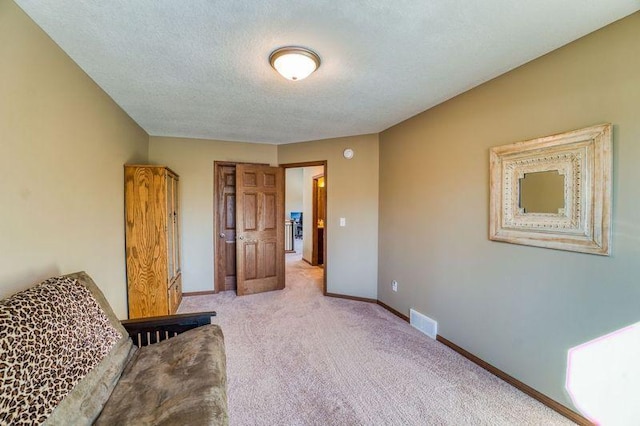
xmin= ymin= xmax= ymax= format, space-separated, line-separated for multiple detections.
xmin=269 ymin=46 xmax=320 ymax=81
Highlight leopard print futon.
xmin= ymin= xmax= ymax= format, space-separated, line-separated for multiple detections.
xmin=0 ymin=277 xmax=122 ymax=425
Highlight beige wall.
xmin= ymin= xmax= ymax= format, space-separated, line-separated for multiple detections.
xmin=0 ymin=1 xmax=149 ymax=318
xmin=285 ymin=168 xmax=303 ymax=218
xmin=148 ymin=136 xmax=278 ymax=293
xmin=301 ymin=166 xmax=324 ymax=262
xmin=378 ymin=12 xmax=640 ymax=409
xmin=279 ymin=135 xmax=379 ymax=299
xmin=150 ymin=134 xmax=378 ymax=299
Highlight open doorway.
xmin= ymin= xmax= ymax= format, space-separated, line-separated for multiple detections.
xmin=282 ymin=161 xmax=327 ymax=294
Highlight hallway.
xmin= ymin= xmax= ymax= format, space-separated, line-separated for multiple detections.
xmin=178 ymin=242 xmax=322 ymax=313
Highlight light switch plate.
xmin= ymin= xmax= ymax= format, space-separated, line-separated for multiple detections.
xmin=339 ymin=217 xmax=346 ymax=227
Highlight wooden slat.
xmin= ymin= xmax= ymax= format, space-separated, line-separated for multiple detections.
xmin=122 ymin=312 xmax=216 ymax=348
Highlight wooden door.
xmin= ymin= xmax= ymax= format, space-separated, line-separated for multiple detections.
xmin=215 ymin=163 xmax=237 ymax=292
xmin=236 ymin=164 xmax=285 ymax=295
xmin=312 ymin=175 xmax=325 ymax=266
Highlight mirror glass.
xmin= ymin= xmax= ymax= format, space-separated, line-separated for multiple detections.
xmin=519 ymin=170 xmax=565 ymax=213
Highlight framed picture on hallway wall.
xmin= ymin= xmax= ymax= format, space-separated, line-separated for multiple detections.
xmin=489 ymin=123 xmax=613 ymax=255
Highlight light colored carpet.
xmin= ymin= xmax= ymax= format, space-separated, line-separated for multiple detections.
xmin=179 ymin=253 xmax=573 ymax=425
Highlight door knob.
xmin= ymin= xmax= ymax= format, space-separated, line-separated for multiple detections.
xmin=238 ymin=235 xmax=244 ymax=240
xmin=219 ymin=233 xmax=225 ymax=238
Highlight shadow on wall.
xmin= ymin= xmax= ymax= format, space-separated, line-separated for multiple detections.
xmin=2 ymin=264 xmax=62 ymax=298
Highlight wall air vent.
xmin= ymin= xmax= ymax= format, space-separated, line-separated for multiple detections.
xmin=410 ymin=309 xmax=438 ymax=339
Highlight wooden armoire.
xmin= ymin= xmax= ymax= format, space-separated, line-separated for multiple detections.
xmin=124 ymin=165 xmax=182 ymax=319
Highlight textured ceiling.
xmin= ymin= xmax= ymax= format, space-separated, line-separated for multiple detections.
xmin=14 ymin=0 xmax=640 ymax=144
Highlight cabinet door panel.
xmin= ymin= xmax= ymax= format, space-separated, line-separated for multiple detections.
xmin=174 ymin=177 xmax=181 ymax=275
xmin=167 ymin=173 xmax=175 ymax=281
xmin=125 ymin=166 xmax=170 ymax=318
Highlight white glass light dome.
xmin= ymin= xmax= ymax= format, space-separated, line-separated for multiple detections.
xmin=269 ymin=47 xmax=320 ymax=81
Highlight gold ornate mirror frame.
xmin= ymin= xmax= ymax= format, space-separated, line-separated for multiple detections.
xmin=489 ymin=124 xmax=612 ymax=255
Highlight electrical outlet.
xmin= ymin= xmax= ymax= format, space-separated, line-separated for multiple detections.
xmin=391 ymin=280 xmax=398 ymax=292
